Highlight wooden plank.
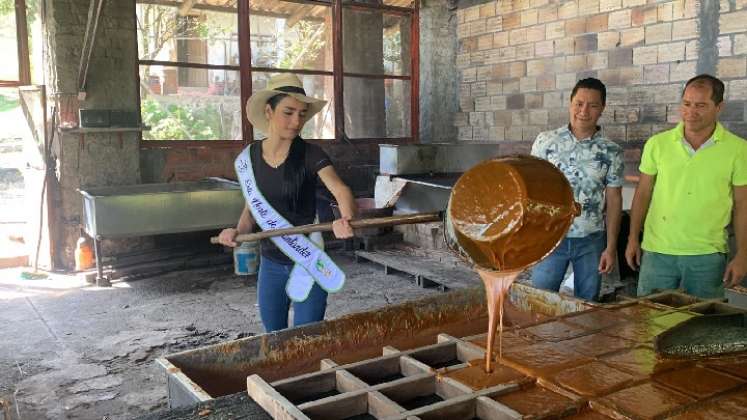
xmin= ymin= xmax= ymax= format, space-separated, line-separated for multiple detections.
xmin=272 ymin=371 xmax=337 ymax=405
xmin=320 ymin=359 xmax=338 ymax=370
xmin=455 ymin=341 xmax=486 ymax=363
xmin=399 ymin=356 xmax=433 ymax=377
xmin=135 ymin=392 xmax=271 ymax=420
xmin=382 ymin=345 xmax=400 ymax=356
xmin=246 ymin=375 xmax=309 ymax=420
xmin=404 ymin=394 xmax=477 ymax=420
xmin=378 ymin=375 xmax=435 ymax=405
xmin=335 ymin=370 xmax=368 ymax=393
xmin=407 ymin=342 xmax=460 ymax=368
xmin=332 ymin=0 xmax=343 ymax=140
xmin=298 ymin=391 xmax=368 ymax=419
xmin=355 ymin=249 xmax=480 ymax=290
xmin=368 ymin=391 xmax=406 ymax=418
xmin=410 ymin=0 xmax=420 ymax=143
xmin=346 ymin=355 xmax=402 ymax=385
xmin=475 ymin=396 xmax=522 ymax=420
xmin=436 ymin=376 xmax=473 ymax=398
xmin=219 ymin=213 xmax=440 ymax=244
xmin=237 ymin=0 xmax=252 ymax=142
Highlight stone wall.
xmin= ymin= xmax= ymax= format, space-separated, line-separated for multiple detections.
xmin=420 ymin=0 xmax=460 ymax=143
xmin=455 ymin=0 xmax=747 ymax=167
xmin=45 ymin=0 xmax=141 ymax=268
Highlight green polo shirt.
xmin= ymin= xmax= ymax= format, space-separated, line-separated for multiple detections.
xmin=639 ymin=122 xmax=747 ymax=255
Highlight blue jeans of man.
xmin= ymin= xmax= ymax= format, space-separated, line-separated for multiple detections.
xmin=637 ymin=251 xmax=727 ymax=299
xmin=531 ymin=231 xmax=606 ymax=302
xmin=257 ymin=256 xmax=328 ymax=333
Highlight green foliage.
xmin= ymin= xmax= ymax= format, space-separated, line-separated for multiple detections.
xmin=0 ymin=1 xmax=11 ymax=15
xmin=0 ymin=0 xmax=39 ymax=22
xmin=278 ymin=21 xmax=326 ymax=69
xmin=141 ymin=98 xmax=226 ymax=140
xmin=0 ymin=93 xmax=19 ymax=112
xmin=383 ymin=31 xmax=402 ymax=73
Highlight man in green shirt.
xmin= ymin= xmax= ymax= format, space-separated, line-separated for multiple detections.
xmin=625 ymin=74 xmax=747 ymax=298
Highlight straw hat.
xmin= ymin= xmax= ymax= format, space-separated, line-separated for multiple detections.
xmin=245 ymin=73 xmax=328 ymax=135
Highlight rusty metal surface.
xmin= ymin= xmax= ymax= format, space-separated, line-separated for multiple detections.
xmin=157 ymin=284 xmax=590 ymax=408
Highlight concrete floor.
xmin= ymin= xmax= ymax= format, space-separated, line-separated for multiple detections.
xmin=0 ymin=253 xmax=442 ymax=419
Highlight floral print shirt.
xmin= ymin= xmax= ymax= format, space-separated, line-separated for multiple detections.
xmin=531 ymin=125 xmax=624 ymax=238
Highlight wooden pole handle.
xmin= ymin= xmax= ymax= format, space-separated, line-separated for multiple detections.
xmin=210 ymin=212 xmax=442 ymax=245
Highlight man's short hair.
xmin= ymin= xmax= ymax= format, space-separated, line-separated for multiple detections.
xmin=684 ymin=74 xmax=725 ymax=104
xmin=570 ymin=78 xmax=607 ymax=106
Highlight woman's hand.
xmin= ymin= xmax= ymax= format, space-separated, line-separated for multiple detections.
xmin=332 ymin=217 xmax=354 ymax=239
xmin=218 ymin=228 xmax=239 ymax=247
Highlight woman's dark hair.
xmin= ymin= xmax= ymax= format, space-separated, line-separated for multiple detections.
xmin=267 ymin=93 xmax=288 ymax=110
xmin=267 ymin=93 xmax=307 ymax=212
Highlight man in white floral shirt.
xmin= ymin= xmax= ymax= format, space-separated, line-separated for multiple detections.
xmin=530 ymin=78 xmax=624 ymax=302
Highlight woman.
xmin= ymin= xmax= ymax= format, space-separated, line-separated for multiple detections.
xmin=218 ymin=73 xmax=356 ymax=333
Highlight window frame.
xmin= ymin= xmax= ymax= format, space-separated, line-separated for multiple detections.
xmin=0 ymin=0 xmax=31 ymax=87
xmin=135 ymin=0 xmax=419 ymax=147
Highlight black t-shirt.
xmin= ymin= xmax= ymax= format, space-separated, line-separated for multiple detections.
xmin=250 ymin=138 xmax=332 ymax=264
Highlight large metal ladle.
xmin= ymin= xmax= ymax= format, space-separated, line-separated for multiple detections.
xmin=444 ymin=155 xmax=580 ymax=372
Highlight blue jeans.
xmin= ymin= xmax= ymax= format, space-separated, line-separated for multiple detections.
xmin=531 ymin=231 xmax=607 ymax=302
xmin=637 ymin=251 xmax=727 ymax=299
xmin=257 ymin=256 xmax=328 ymax=333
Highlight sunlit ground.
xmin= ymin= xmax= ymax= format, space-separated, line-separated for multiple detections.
xmin=0 ymin=267 xmax=132 ymax=300
xmin=0 ymin=88 xmax=31 ymax=264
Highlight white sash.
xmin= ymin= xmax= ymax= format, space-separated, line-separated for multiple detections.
xmin=235 ymin=145 xmax=345 ymax=302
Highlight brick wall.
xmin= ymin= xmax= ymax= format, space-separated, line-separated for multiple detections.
xmin=455 ymin=0 xmax=747 ymax=170
xmin=141 ymin=142 xmax=380 ymax=197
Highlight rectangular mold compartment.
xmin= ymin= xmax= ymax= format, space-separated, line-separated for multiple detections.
xmin=684 ymin=301 xmax=747 ymax=315
xmin=642 ymin=291 xmax=702 ymax=309
xmin=271 ymin=370 xmax=365 ymax=406
xmin=300 ymin=391 xmax=400 ymax=420
xmin=489 ymin=382 xmax=581 ymax=418
xmin=377 ymin=372 xmax=469 ymax=412
xmin=726 ymin=286 xmax=747 ymax=310
xmin=345 ymin=355 xmax=406 ymax=386
xmin=410 ymin=396 xmax=523 ymax=420
xmin=407 ymin=342 xmax=462 ymax=370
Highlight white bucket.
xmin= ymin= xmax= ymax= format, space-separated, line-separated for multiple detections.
xmin=234 ymin=241 xmax=259 ymax=275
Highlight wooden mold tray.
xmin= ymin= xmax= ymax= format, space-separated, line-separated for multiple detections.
xmin=246 ymin=333 xmax=584 ymax=420
xmin=247 ymin=300 xmax=747 ymax=420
